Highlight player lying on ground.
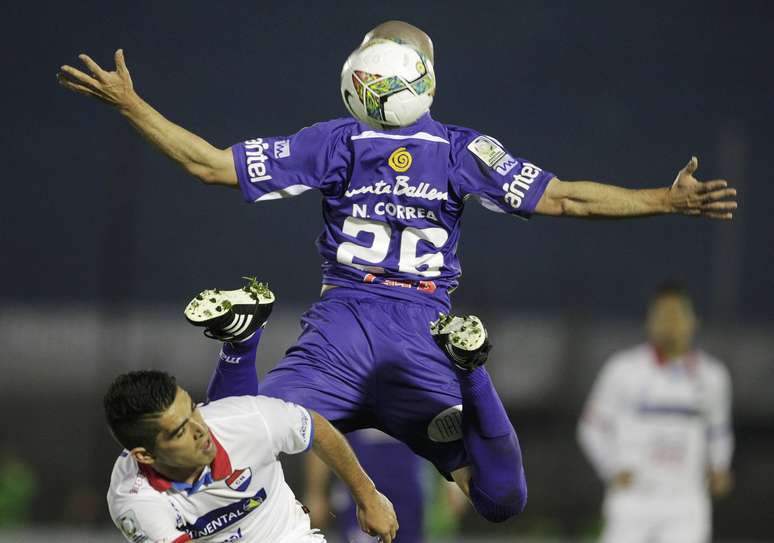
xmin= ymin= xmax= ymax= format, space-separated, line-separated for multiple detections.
xmin=61 ymin=20 xmax=737 ymax=523
xmin=104 ymin=290 xmax=398 ymax=543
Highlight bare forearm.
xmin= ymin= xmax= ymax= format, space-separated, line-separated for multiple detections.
xmin=119 ymin=92 xmax=236 ymax=185
xmin=535 ymin=158 xmax=736 ymax=220
xmin=564 ymin=182 xmax=671 ymax=217
xmin=310 ymin=412 xmax=375 ymax=505
xmin=538 ymin=179 xmax=671 ymax=218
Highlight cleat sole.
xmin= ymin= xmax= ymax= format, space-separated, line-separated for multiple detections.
xmin=184 ymin=286 xmax=275 ymax=324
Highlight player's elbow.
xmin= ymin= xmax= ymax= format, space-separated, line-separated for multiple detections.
xmin=192 ymin=148 xmax=238 ymax=186
xmin=193 ymin=165 xmax=238 ymax=187
xmin=535 ymin=178 xmax=590 ymax=217
xmin=195 ymin=166 xmax=221 ymax=185
xmin=559 ymin=197 xmax=588 ymax=217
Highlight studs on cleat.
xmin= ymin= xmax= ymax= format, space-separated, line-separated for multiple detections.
xmin=430 ymin=313 xmax=492 ymax=372
xmin=184 ymin=276 xmax=275 ymax=342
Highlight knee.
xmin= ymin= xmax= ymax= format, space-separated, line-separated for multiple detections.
xmin=470 ymin=479 xmax=528 ymax=523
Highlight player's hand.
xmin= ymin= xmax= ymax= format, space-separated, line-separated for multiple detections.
xmin=355 ymin=489 xmax=398 ymax=543
xmin=709 ymin=470 xmax=733 ymax=498
xmin=612 ymin=470 xmax=634 ymax=488
xmin=667 ymin=156 xmax=737 ymax=220
xmin=58 ymin=49 xmax=136 ymax=110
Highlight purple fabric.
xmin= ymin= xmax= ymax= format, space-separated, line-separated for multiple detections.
xmin=259 ymin=286 xmax=468 ymax=476
xmin=460 ymin=368 xmax=527 ymax=522
xmin=231 ymin=113 xmax=554 ymax=307
xmin=205 ymin=329 xmax=263 ymax=402
xmin=230 ymin=113 xmax=541 ymax=522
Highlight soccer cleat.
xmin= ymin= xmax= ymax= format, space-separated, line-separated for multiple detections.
xmin=184 ymin=277 xmax=275 ymax=342
xmin=430 ymin=313 xmax=492 ymax=372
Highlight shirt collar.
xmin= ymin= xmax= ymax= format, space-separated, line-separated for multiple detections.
xmin=650 ymin=344 xmax=697 ymax=370
xmin=357 ymin=111 xmax=434 ymax=134
xmin=138 ymin=431 xmax=232 ymax=493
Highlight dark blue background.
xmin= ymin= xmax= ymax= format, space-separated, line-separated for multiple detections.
xmin=3 ymin=1 xmax=771 ymax=321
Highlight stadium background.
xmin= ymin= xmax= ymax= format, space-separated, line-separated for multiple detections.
xmin=1 ymin=1 xmax=772 ymax=541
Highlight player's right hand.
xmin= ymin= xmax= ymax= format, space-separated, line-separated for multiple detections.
xmin=58 ymin=49 xmax=135 ymax=109
xmin=612 ymin=470 xmax=634 ymax=488
xmin=356 ymin=489 xmax=399 ymax=543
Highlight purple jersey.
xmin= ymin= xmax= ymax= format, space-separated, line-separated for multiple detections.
xmin=231 ymin=113 xmax=554 ymax=308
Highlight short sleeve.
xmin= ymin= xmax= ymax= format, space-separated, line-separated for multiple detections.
xmin=231 ymin=119 xmax=351 ymax=204
xmin=110 ymin=497 xmax=188 ymax=543
xmin=705 ymin=360 xmax=734 ymax=471
xmin=577 ymin=357 xmax=628 ymax=480
xmin=449 ymin=128 xmax=555 ymax=219
xmin=254 ymin=396 xmax=315 ymax=456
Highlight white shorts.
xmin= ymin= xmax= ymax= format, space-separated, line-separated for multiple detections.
xmin=601 ymin=490 xmax=710 ymax=543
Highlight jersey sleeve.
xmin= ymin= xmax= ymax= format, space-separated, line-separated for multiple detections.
xmin=449 ymin=128 xmax=555 ymax=219
xmin=253 ymin=396 xmax=315 ymax=456
xmin=577 ymin=357 xmax=629 ymax=481
xmin=231 ymin=120 xmax=351 ymax=204
xmin=110 ymin=496 xmax=188 ymax=543
xmin=705 ymin=361 xmax=734 ymax=472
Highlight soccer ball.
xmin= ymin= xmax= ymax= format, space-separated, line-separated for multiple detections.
xmin=341 ymin=40 xmax=435 ymax=129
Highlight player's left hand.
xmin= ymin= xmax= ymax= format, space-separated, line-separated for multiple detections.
xmin=355 ymin=489 xmax=398 ymax=543
xmin=667 ymin=156 xmax=737 ymax=220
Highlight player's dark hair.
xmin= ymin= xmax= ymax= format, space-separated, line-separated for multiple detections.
xmin=103 ymin=370 xmax=178 ymax=452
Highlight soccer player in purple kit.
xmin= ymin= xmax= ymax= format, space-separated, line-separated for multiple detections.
xmin=59 ymin=20 xmax=738 ymax=524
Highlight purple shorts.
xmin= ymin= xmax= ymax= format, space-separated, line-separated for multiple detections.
xmin=259 ymin=286 xmax=468 ymax=477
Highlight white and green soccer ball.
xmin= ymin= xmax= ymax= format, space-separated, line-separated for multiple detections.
xmin=341 ymin=40 xmax=435 ymax=129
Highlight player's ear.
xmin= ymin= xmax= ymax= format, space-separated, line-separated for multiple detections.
xmin=131 ymin=447 xmax=155 ymax=465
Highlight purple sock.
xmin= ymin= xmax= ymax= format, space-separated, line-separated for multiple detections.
xmin=459 ymin=367 xmax=527 ymax=522
xmin=206 ymin=328 xmax=263 ymax=402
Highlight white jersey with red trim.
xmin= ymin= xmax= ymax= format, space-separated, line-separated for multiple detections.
xmin=578 ymin=343 xmax=734 ymax=497
xmin=107 ymin=395 xmax=323 ymax=543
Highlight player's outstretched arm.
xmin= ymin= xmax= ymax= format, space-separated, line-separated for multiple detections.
xmin=58 ymin=49 xmax=237 ymax=187
xmin=309 ymin=411 xmax=399 ymax=543
xmin=535 ymin=157 xmax=737 ymax=220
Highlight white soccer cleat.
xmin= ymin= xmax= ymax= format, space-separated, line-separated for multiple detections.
xmin=430 ymin=313 xmax=492 ymax=372
xmin=184 ymin=277 xmax=275 ymax=342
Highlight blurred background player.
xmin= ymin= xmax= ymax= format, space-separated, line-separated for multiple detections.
xmin=58 ymin=19 xmax=737 ymax=526
xmin=577 ymin=283 xmax=734 ymax=543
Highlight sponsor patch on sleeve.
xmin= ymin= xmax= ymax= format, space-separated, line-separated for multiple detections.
xmin=467 ymin=135 xmax=507 ymax=167
xmin=116 ymin=510 xmax=149 ymax=543
xmin=273 ymin=139 xmax=291 ymax=159
xmin=494 ymin=154 xmax=518 ymax=176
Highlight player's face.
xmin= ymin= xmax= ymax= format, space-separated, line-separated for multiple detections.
xmin=646 ymin=294 xmax=696 ymax=354
xmin=150 ymin=387 xmax=217 ymax=469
